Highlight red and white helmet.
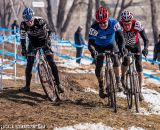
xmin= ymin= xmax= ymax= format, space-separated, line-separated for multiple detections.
xmin=95 ymin=7 xmax=108 ymax=23
xmin=120 ymin=10 xmax=133 ymax=22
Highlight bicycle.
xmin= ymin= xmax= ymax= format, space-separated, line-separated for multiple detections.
xmin=33 ymin=45 xmax=60 ymax=102
xmin=96 ymin=51 xmax=118 ymax=113
xmin=123 ymin=51 xmax=141 ymax=113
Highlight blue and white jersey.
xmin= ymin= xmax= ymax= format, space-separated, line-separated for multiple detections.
xmin=89 ymin=18 xmax=122 ymax=47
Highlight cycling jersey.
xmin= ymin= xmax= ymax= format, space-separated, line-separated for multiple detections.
xmin=119 ymin=19 xmax=149 ymax=49
xmin=20 ymin=17 xmax=52 ymax=48
xmin=89 ymin=18 xmax=122 ymax=47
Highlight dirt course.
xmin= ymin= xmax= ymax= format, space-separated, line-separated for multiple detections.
xmin=0 ymin=43 xmax=160 ymax=130
xmin=0 ymin=65 xmax=160 ymax=130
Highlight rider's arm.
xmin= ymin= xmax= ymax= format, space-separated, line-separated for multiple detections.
xmin=20 ymin=22 xmax=27 ymax=50
xmin=88 ymin=23 xmax=99 ymax=57
xmin=135 ymin=20 xmax=149 ymax=49
xmin=88 ymin=39 xmax=96 ymax=55
xmin=153 ymin=43 xmax=158 ymax=60
xmin=113 ymin=21 xmax=125 ymax=52
xmin=139 ymin=30 xmax=149 ymax=49
xmin=115 ymin=30 xmax=125 ymax=52
xmin=39 ymin=18 xmax=54 ymax=45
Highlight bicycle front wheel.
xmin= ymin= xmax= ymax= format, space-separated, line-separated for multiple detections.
xmin=38 ymin=62 xmax=60 ymax=102
xmin=126 ymin=73 xmax=133 ymax=109
xmin=106 ymin=68 xmax=117 ymax=113
xmin=133 ymin=73 xmax=140 ymax=113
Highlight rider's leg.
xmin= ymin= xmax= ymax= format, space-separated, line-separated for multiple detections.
xmin=19 ymin=56 xmax=35 ymax=92
xmin=121 ymin=56 xmax=130 ymax=89
xmin=46 ymin=54 xmax=64 ymax=93
xmin=76 ymin=48 xmax=83 ymax=64
xmin=135 ymin=55 xmax=144 ymax=101
xmin=112 ymin=54 xmax=123 ymax=92
xmin=95 ymin=55 xmax=107 ymax=98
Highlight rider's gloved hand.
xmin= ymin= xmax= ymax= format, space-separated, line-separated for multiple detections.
xmin=21 ymin=48 xmax=27 ymax=57
xmin=142 ymin=47 xmax=148 ymax=57
xmin=119 ymin=48 xmax=127 ymax=58
xmin=93 ymin=50 xmax=98 ymax=58
xmin=47 ymin=34 xmax=52 ymax=46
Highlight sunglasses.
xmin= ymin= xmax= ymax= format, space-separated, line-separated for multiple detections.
xmin=99 ymin=21 xmax=107 ymax=25
xmin=122 ymin=21 xmax=132 ymax=26
xmin=25 ymin=19 xmax=33 ymax=23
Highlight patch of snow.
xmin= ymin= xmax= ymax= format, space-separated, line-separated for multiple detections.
xmin=83 ymin=86 xmax=160 ymax=115
xmin=143 ymin=69 xmax=158 ymax=75
xmin=84 ymin=87 xmax=98 ymax=94
xmin=142 ymin=87 xmax=160 ymax=115
xmin=1 ymin=75 xmax=13 ymax=79
xmin=1 ymin=74 xmax=25 ymax=80
xmin=54 ymin=123 xmax=144 ymax=130
xmin=0 ymin=58 xmax=9 ymax=63
xmin=145 ymin=78 xmax=160 ymax=86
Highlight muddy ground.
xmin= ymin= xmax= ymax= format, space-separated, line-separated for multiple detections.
xmin=0 ymin=65 xmax=160 ymax=130
xmin=0 ymin=43 xmax=160 ymax=130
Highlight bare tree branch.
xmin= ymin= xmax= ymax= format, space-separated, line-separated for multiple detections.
xmin=10 ymin=0 xmax=18 ymax=20
xmin=46 ymin=0 xmax=56 ymax=33
xmin=56 ymin=0 xmax=67 ymax=34
xmin=61 ymin=0 xmax=79 ymax=37
xmin=113 ymin=0 xmax=120 ymax=18
xmin=117 ymin=0 xmax=133 ymax=20
xmin=150 ymin=0 xmax=159 ymax=44
xmin=85 ymin=0 xmax=93 ymax=40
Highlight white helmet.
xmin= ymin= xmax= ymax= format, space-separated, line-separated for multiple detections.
xmin=121 ymin=10 xmax=133 ymax=22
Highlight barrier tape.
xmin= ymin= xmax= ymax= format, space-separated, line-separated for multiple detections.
xmin=144 ymin=73 xmax=160 ymax=81
xmin=142 ymin=57 xmax=160 ymax=65
xmin=0 ymin=50 xmax=26 ymax=61
xmin=0 ymin=60 xmax=15 ymax=69
xmin=0 ymin=28 xmax=159 ymax=81
xmin=0 ymin=27 xmax=19 ymax=32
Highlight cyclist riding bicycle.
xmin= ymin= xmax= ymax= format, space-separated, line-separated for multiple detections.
xmin=88 ymin=7 xmax=125 ymax=98
xmin=119 ymin=10 xmax=149 ymax=101
xmin=19 ymin=7 xmax=64 ymax=93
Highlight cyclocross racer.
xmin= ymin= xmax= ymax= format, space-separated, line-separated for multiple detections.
xmin=19 ymin=8 xmax=64 ymax=93
xmin=88 ymin=7 xmax=125 ymax=98
xmin=119 ymin=10 xmax=149 ymax=101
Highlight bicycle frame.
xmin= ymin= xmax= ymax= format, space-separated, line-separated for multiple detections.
xmin=128 ymin=53 xmax=138 ymax=76
xmin=36 ymin=48 xmax=47 ymax=65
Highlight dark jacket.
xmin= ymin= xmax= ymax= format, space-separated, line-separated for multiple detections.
xmin=153 ymin=40 xmax=160 ymax=60
xmin=74 ymin=27 xmax=85 ymax=46
xmin=11 ymin=21 xmax=19 ymax=34
xmin=20 ymin=17 xmax=52 ymax=49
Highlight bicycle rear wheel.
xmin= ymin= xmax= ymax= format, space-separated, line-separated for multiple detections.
xmin=38 ymin=62 xmax=60 ymax=102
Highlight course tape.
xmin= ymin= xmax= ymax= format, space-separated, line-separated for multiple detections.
xmin=0 ymin=50 xmax=26 ymax=61
xmin=143 ymin=73 xmax=160 ymax=81
xmin=0 ymin=27 xmax=19 ymax=32
xmin=0 ymin=60 xmax=15 ymax=69
xmin=142 ymin=57 xmax=160 ymax=65
xmin=0 ymin=35 xmax=20 ymax=43
xmin=0 ymin=31 xmax=160 ymax=81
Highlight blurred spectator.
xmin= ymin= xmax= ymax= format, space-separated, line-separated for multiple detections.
xmin=74 ymin=26 xmax=86 ymax=64
xmin=152 ymin=34 xmax=160 ymax=70
xmin=11 ymin=20 xmax=19 ymax=35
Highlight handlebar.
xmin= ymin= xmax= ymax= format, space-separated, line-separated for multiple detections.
xmin=95 ymin=51 xmax=119 ymax=60
xmin=32 ymin=44 xmax=49 ymax=51
xmin=126 ymin=52 xmax=141 ymax=57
